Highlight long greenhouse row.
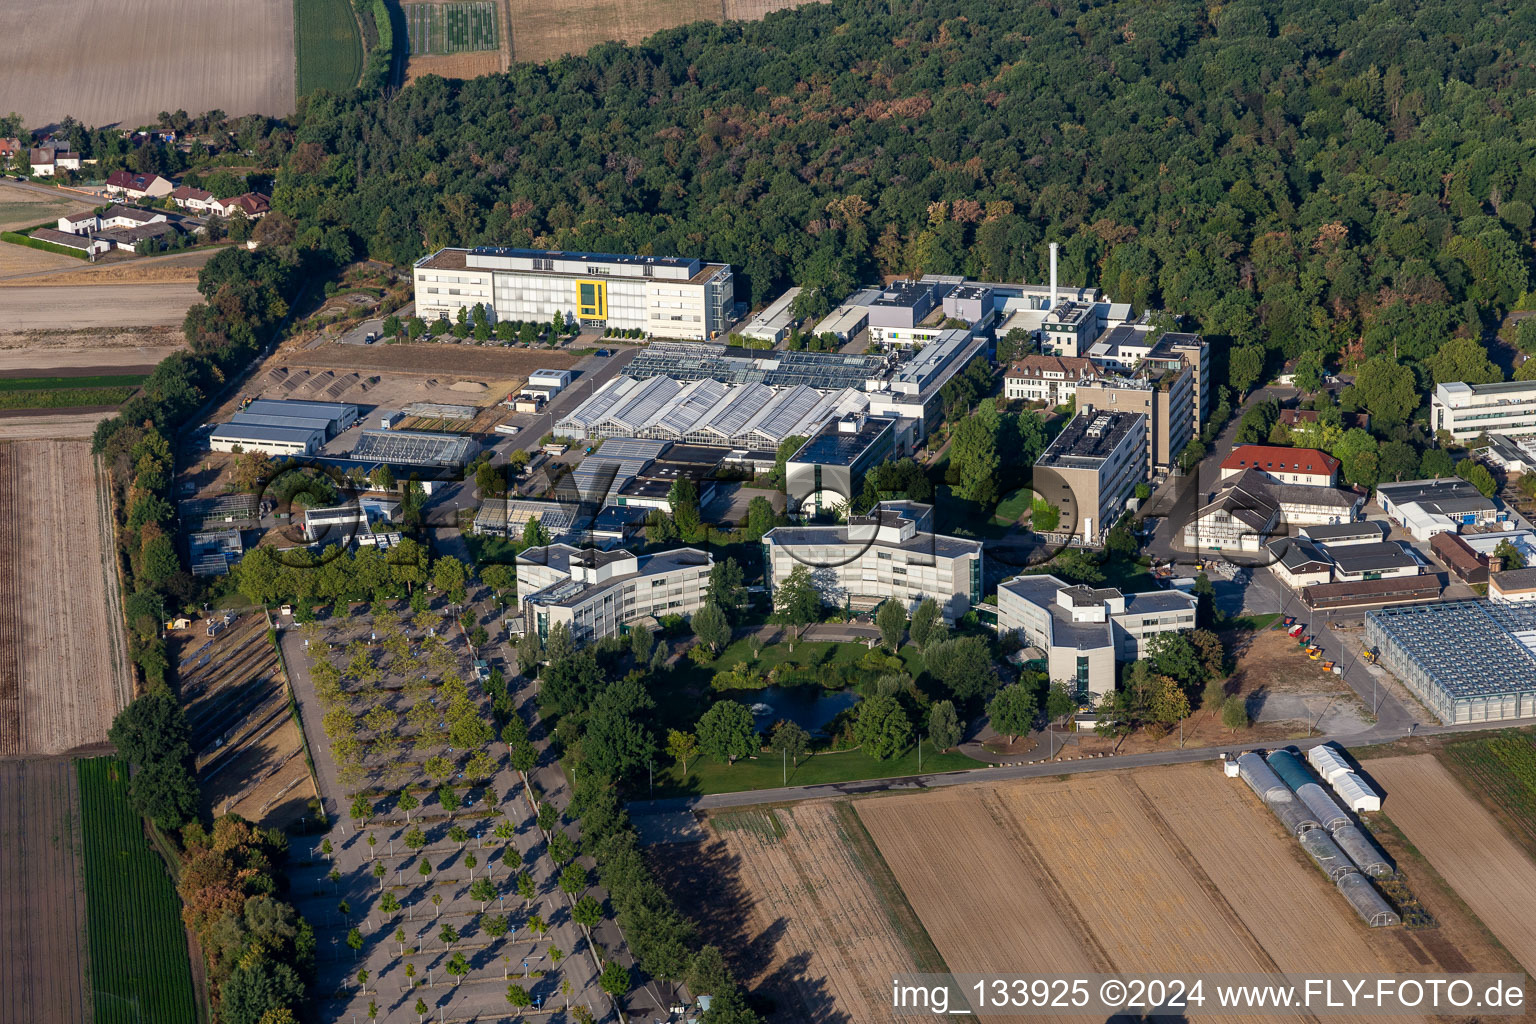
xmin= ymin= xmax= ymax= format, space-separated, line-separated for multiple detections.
xmin=1235 ymin=748 xmax=1400 ymax=928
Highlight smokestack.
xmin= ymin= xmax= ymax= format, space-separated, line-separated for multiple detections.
xmin=1049 ymin=242 xmax=1059 ymax=309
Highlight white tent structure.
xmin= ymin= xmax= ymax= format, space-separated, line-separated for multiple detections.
xmin=1331 ymin=771 xmax=1382 ymax=812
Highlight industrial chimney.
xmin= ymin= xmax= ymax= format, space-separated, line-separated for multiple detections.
xmin=1048 ymin=242 xmax=1059 ymax=309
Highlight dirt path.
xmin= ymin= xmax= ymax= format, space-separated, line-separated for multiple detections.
xmin=0 ymin=759 xmax=91 ymax=1024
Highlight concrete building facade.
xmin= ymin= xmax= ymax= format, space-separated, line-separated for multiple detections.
xmin=414 ymin=247 xmax=734 ymax=341
xmin=997 ymin=574 xmax=1199 ymax=700
xmin=516 ymin=544 xmax=712 ymax=646
xmin=1433 ymin=380 xmax=1536 ymax=440
xmin=1032 ymin=411 xmax=1147 ymax=544
xmin=762 ymin=502 xmax=982 ymax=623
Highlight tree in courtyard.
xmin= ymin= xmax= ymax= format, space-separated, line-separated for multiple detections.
xmin=439 ymin=923 xmax=459 ymax=946
xmin=853 ymin=694 xmax=912 ymax=760
xmin=1496 ymin=539 xmax=1527 ymax=570
xmin=908 ymin=598 xmax=942 ymax=650
xmin=769 ymin=720 xmax=810 ymax=766
xmin=470 ymin=878 xmax=496 ymax=910
xmin=876 ymin=599 xmax=906 ymax=650
xmin=774 ymin=564 xmax=821 ymax=637
xmin=928 ymin=700 xmax=961 ymax=751
xmin=507 ymin=985 xmax=532 ymax=1010
xmin=403 ymin=826 xmax=426 ymax=850
xmin=988 ymin=683 xmax=1037 ymax=743
xmin=696 ymin=701 xmax=758 ymax=765
xmin=666 ymin=729 xmax=699 ymax=776
xmin=350 ymin=793 xmax=373 ymax=822
xmin=483 ymin=914 xmax=510 ymax=938
xmin=692 ymin=601 xmax=731 ymax=654
xmin=516 ymin=871 xmax=536 ymax=904
xmin=415 ymin=996 xmax=429 ymax=1022
xmin=446 ymin=952 xmax=469 ymax=985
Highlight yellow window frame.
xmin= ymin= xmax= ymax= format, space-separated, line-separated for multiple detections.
xmin=576 ymin=279 xmax=607 ymax=320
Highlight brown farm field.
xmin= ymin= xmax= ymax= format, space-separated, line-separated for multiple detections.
xmin=283 ymin=340 xmax=579 ymax=377
xmin=856 ymin=765 xmax=1498 ymax=1023
xmin=0 ymin=441 xmax=132 ymax=756
xmin=0 ymin=759 xmax=91 ymax=1024
xmin=1368 ymin=754 xmax=1536 ymax=974
xmin=0 ymin=181 xmax=96 ymax=233
xmin=508 ymin=0 xmax=819 ymax=62
xmin=654 ymin=802 xmax=946 ymax=1024
xmin=0 ymin=0 xmax=294 ymax=128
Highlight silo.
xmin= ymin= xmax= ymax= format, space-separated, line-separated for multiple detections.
xmin=1337 ymin=872 xmax=1401 ymax=927
xmin=1333 ymin=824 xmax=1394 ymax=878
xmin=1307 ymin=743 xmax=1353 ymax=784
xmin=1300 ymin=829 xmax=1356 ymax=880
xmin=1266 ymin=749 xmax=1314 ymax=791
xmin=1296 ymin=782 xmax=1352 ymax=832
xmin=1238 ymin=752 xmax=1289 ymax=802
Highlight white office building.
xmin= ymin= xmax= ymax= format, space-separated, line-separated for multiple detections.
xmin=516 ymin=544 xmax=712 ymax=646
xmin=1433 ymin=380 xmax=1536 ymax=440
xmin=762 ymin=502 xmax=982 ymax=623
xmin=997 ymin=574 xmax=1199 ymax=700
xmin=413 ymin=247 xmax=734 ymax=341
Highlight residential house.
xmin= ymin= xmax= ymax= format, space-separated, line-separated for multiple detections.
xmin=103 ymin=170 xmax=173 ymax=200
xmin=28 ymin=147 xmax=81 ymax=176
xmin=1003 ymin=355 xmax=1099 ymax=405
xmin=1219 ymin=445 xmax=1341 ymax=487
xmin=214 ymin=193 xmax=271 ymax=219
xmin=169 ymin=185 xmax=217 ymax=211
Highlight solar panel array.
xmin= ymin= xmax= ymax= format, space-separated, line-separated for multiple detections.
xmin=351 ymin=430 xmax=472 ymax=467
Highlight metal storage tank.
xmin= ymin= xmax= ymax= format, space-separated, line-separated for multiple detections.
xmin=1268 ymin=794 xmax=1321 ymax=836
xmin=1296 ymin=782 xmax=1352 ymax=832
xmin=1238 ymin=752 xmax=1289 ymax=801
xmin=1307 ymin=743 xmax=1353 ymax=783
xmin=1332 ymin=771 xmax=1382 ymax=812
xmin=1266 ymin=749 xmax=1314 ymax=791
xmin=1300 ymin=829 xmax=1356 ymax=880
xmin=1336 ymin=872 xmax=1401 ymax=927
xmin=1333 ymin=824 xmax=1393 ymax=878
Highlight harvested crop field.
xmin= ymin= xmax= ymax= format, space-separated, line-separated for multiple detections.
xmin=858 ymin=766 xmax=1442 ymax=1023
xmin=0 ymin=240 xmax=81 ymax=279
xmin=284 ymin=340 xmax=578 ymax=376
xmin=0 ymin=441 xmax=132 ymax=755
xmin=0 ymin=759 xmax=91 ymax=1024
xmin=654 ymin=802 xmax=946 ymax=1024
xmin=0 ymin=0 xmax=294 ymax=128
xmin=0 ymin=182 xmax=96 ymax=233
xmin=1 ymin=282 xmax=203 ymax=329
xmin=1370 ymin=754 xmax=1536 ymax=973
xmin=405 ymin=49 xmax=505 ymax=82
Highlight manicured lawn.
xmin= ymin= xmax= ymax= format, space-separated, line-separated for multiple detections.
xmin=658 ymin=737 xmax=978 ymax=796
xmin=1229 ymin=611 xmax=1280 ymax=631
xmin=464 ymin=533 xmax=519 ymax=566
xmin=992 ymin=486 xmax=1034 ymax=526
xmin=295 ymin=0 xmax=364 ymax=95
xmin=77 ymin=758 xmax=196 ymax=1024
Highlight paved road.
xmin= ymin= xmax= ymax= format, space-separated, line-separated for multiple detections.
xmin=627 ymin=712 xmax=1525 ymax=816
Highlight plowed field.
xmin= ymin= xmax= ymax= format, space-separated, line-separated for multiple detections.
xmin=1369 ymin=754 xmax=1536 ymax=973
xmin=0 ymin=759 xmax=90 ymax=1024
xmin=0 ymin=441 xmax=132 ymax=755
xmin=669 ymin=802 xmax=945 ymax=1023
xmin=859 ymin=766 xmax=1433 ymax=1024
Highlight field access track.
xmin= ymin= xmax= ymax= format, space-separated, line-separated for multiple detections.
xmin=0 ymin=759 xmax=91 ymax=1024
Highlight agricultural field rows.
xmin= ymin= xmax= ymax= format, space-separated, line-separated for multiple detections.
xmin=1441 ymin=732 xmax=1536 ymax=850
xmin=77 ymin=757 xmax=197 ymax=1024
xmin=858 ymin=766 xmax=1446 ymax=1024
xmin=405 ymin=1 xmax=499 ymax=54
xmin=1369 ymin=754 xmax=1536 ymax=974
xmin=295 ymin=0 xmax=365 ymax=94
xmin=0 ymin=760 xmax=91 ymax=1024
xmin=0 ymin=441 xmax=131 ymax=755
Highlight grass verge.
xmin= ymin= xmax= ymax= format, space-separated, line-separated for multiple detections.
xmin=656 ymin=739 xmax=976 ymax=797
xmin=832 ymin=801 xmax=950 ymax=974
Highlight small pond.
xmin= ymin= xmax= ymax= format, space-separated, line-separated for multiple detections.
xmin=747 ymin=685 xmax=860 ymax=736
